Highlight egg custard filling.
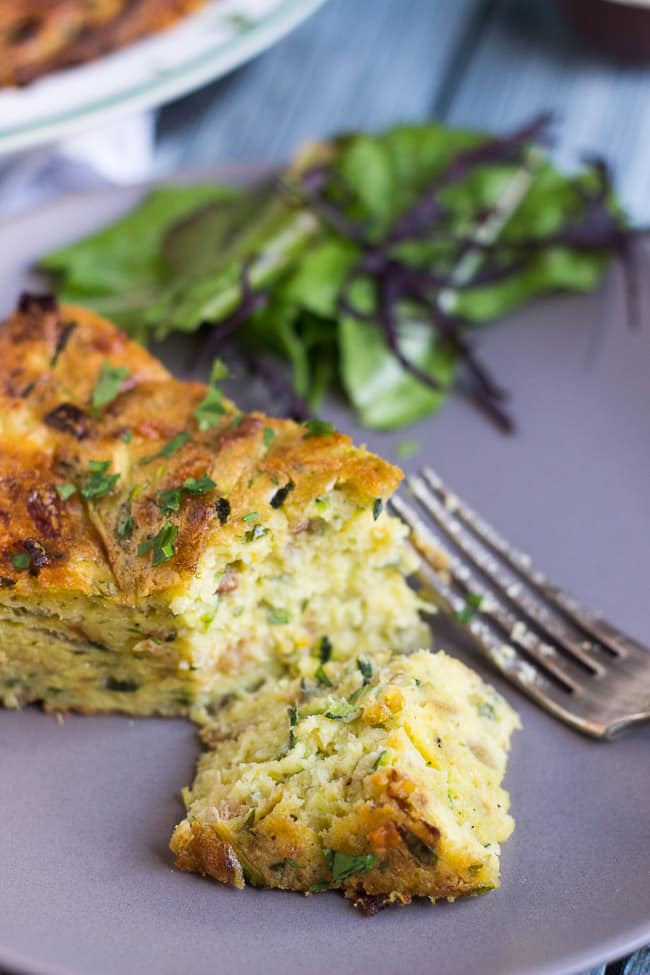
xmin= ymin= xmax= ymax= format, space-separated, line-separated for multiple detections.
xmin=171 ymin=649 xmax=520 ymax=909
xmin=0 ymin=297 xmax=427 ymax=720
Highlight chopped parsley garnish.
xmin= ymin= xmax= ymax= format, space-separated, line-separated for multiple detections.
xmin=372 ymin=749 xmax=390 ymax=771
xmin=194 ymin=387 xmax=226 ymax=430
xmin=91 ymin=361 xmax=130 ymax=416
xmin=55 ymin=483 xmax=77 ymax=500
xmin=270 ymin=859 xmax=300 ymax=872
xmin=263 ymin=427 xmax=275 ymax=448
xmin=138 ymin=522 xmax=178 ymax=566
xmin=230 ymin=413 xmax=245 ymax=429
xmin=116 ymin=511 xmax=135 ymax=540
xmin=319 ymin=635 xmax=333 ymax=664
xmin=287 ymin=703 xmax=299 ymax=750
xmin=308 ymin=881 xmax=331 ymax=893
xmin=161 ymin=430 xmax=191 ymax=457
xmin=159 ymin=431 xmax=191 ymax=458
xmin=372 ymin=498 xmax=383 ymax=521
xmin=455 ymin=591 xmax=484 ymax=624
xmin=184 ymin=475 xmax=216 ymax=494
xmin=357 ymin=658 xmax=373 ymax=684
xmin=121 ymin=430 xmax=133 ymax=444
xmin=302 ymin=418 xmax=335 ymax=439
xmin=159 ymin=487 xmax=183 ymax=514
xmin=210 ymin=358 xmax=230 ymax=382
xmin=140 ymin=431 xmax=191 ymax=465
xmin=268 ymin=607 xmax=291 ymax=624
xmin=396 ymin=439 xmax=420 ymax=460
xmin=81 ymin=460 xmax=120 ymax=499
xmin=215 ymin=497 xmax=231 ymax=524
xmin=11 ymin=552 xmax=30 ymax=570
xmin=324 ymin=850 xmax=376 ymax=884
xmin=242 ymin=511 xmax=259 ymax=522
xmin=270 ymin=480 xmax=294 ymax=509
xmin=314 ymin=663 xmax=333 ymax=687
xmin=245 ymin=524 xmax=268 ymax=542
xmin=159 ymin=475 xmax=216 ymax=514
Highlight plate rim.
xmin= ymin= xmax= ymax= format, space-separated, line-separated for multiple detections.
xmin=0 ymin=875 xmax=648 ymax=975
xmin=0 ymin=0 xmax=327 ymax=157
xmin=0 ymin=176 xmax=648 ymax=975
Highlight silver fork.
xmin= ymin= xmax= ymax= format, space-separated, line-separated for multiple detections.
xmin=391 ymin=468 xmax=650 ymax=739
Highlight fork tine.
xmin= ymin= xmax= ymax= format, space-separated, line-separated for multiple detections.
xmin=409 ymin=474 xmax=606 ymax=676
xmin=394 ymin=484 xmax=649 ymax=739
xmin=394 ymin=498 xmax=614 ymax=737
xmin=394 ymin=494 xmax=582 ymax=691
xmin=396 ymin=542 xmax=595 ymax=734
xmin=420 ymin=467 xmax=633 ymax=661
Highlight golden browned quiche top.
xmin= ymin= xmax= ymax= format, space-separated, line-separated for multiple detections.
xmin=0 ymin=295 xmax=402 ymax=604
xmin=0 ymin=0 xmax=207 ymax=87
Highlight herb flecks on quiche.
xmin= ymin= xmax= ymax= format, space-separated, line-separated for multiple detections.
xmin=0 ymin=295 xmax=427 ymax=719
xmin=171 ymin=650 xmax=520 ymax=911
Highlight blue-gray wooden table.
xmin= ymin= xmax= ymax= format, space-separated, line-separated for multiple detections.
xmin=154 ymin=3 xmax=649 ymax=973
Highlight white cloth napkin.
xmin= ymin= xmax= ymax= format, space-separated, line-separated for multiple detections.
xmin=0 ymin=113 xmax=155 ymax=221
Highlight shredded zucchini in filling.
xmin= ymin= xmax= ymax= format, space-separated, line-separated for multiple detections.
xmin=171 ymin=650 xmax=520 ymax=910
xmin=0 ymin=300 xmax=427 ymax=719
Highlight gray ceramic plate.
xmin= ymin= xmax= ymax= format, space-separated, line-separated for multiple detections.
xmin=0 ymin=176 xmax=648 ymax=975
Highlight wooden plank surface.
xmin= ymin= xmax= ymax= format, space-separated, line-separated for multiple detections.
xmin=443 ymin=0 xmax=650 ymax=222
xmin=156 ymin=0 xmax=483 ymax=166
xmin=625 ymin=950 xmax=650 ymax=975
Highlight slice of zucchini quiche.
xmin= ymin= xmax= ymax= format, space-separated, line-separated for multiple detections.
xmin=171 ymin=649 xmax=520 ymax=910
xmin=0 ymin=294 xmax=427 ymax=720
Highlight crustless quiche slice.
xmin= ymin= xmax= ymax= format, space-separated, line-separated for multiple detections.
xmin=0 ymin=294 xmax=427 ymax=720
xmin=171 ymin=649 xmax=520 ymax=910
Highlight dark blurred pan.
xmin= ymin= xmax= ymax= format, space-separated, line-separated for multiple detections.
xmin=559 ymin=0 xmax=650 ymax=60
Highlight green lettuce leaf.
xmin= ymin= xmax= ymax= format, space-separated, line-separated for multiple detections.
xmin=41 ymin=186 xmax=233 ymax=336
xmin=39 ymin=123 xmax=619 ymax=432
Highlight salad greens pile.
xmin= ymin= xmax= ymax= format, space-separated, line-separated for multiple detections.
xmin=42 ymin=117 xmax=633 ymax=432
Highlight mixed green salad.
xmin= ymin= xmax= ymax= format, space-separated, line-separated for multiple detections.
xmin=42 ymin=116 xmax=634 ymax=432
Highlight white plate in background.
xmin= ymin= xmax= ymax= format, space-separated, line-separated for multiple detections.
xmin=0 ymin=0 xmax=327 ymax=157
